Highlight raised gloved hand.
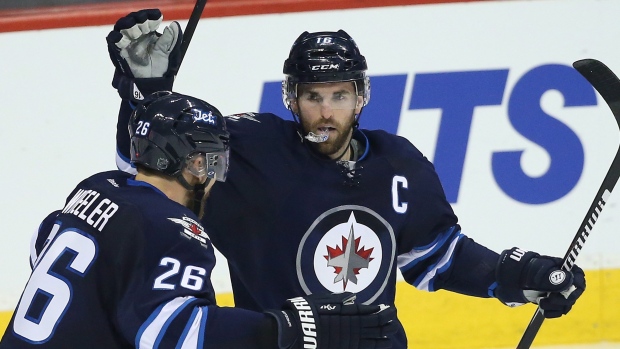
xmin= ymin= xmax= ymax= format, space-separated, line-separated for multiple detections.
xmin=266 ymin=292 xmax=397 ymax=349
xmin=106 ymin=9 xmax=182 ymax=102
xmin=493 ymin=247 xmax=586 ymax=318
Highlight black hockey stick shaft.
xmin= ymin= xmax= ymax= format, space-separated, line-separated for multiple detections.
xmin=516 ymin=58 xmax=620 ymax=349
xmin=178 ymin=0 xmax=208 ymax=71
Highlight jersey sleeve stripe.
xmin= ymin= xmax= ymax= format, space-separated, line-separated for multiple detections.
xmin=176 ymin=306 xmax=208 ymax=349
xmin=397 ymin=225 xmax=458 ymax=271
xmin=413 ymin=233 xmax=463 ymax=292
xmin=137 ymin=296 xmax=195 ymax=349
xmin=116 ymin=147 xmax=137 ymax=175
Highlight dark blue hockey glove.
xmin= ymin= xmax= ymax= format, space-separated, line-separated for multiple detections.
xmin=106 ymin=9 xmax=182 ymax=103
xmin=493 ymin=247 xmax=586 ymax=318
xmin=266 ymin=292 xmax=397 ymax=349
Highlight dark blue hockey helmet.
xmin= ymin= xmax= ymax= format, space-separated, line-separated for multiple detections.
xmin=129 ymin=91 xmax=230 ymax=182
xmin=282 ymin=30 xmax=370 ymax=111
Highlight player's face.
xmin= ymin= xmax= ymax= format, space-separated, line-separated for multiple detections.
xmin=294 ymin=82 xmax=363 ymax=159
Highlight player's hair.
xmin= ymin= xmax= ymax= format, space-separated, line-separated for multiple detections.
xmin=281 ymin=29 xmax=370 ymax=112
xmin=129 ymin=91 xmax=229 ymax=181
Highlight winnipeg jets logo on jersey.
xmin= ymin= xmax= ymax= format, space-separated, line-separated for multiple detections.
xmin=324 ymin=220 xmax=374 ymax=289
xmin=297 ymin=205 xmax=396 ymax=304
xmin=168 ymin=216 xmax=210 ymax=246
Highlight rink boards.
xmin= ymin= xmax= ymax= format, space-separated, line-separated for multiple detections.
xmin=1 ymin=0 xmax=620 ymax=347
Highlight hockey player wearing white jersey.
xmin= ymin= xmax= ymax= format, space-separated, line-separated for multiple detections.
xmin=107 ymin=9 xmax=587 ymax=349
xmin=0 ymin=91 xmax=396 ymax=349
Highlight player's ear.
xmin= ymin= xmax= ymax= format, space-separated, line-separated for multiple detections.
xmin=290 ymin=99 xmax=299 ymax=114
xmin=355 ymin=95 xmax=363 ymax=114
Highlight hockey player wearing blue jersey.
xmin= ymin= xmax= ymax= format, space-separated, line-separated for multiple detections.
xmin=0 ymin=91 xmax=396 ymax=349
xmin=107 ymin=9 xmax=587 ymax=349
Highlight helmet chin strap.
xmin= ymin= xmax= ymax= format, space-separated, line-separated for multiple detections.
xmin=191 ymin=179 xmax=209 ymax=218
xmin=176 ymin=174 xmax=196 ymax=191
xmin=176 ymin=174 xmax=209 ymax=216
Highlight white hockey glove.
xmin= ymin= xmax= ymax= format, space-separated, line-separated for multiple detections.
xmin=493 ymin=247 xmax=586 ymax=318
xmin=265 ymin=292 xmax=397 ymax=349
xmin=106 ymin=9 xmax=182 ymax=103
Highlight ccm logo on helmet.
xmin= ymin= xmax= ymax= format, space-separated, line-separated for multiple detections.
xmin=192 ymin=109 xmax=217 ymax=125
xmin=311 ymin=64 xmax=339 ymax=71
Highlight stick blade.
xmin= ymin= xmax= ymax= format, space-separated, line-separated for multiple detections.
xmin=573 ymin=59 xmax=620 ymax=127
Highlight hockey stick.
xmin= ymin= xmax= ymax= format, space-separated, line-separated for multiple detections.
xmin=516 ymin=58 xmax=620 ymax=349
xmin=178 ymin=0 xmax=208 ymax=72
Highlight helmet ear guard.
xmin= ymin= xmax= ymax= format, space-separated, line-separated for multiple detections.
xmin=281 ymin=30 xmax=370 ymax=113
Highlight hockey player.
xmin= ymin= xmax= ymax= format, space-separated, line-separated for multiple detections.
xmin=107 ymin=9 xmax=586 ymax=348
xmin=0 ymin=91 xmax=396 ymax=349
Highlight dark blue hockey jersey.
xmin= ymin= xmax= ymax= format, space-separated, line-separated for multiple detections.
xmin=115 ymin=107 xmax=502 ymax=349
xmin=0 ymin=171 xmax=274 ymax=349
xmin=203 ymin=113 xmax=500 ymax=348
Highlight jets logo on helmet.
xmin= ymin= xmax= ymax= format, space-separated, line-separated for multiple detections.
xmin=192 ymin=109 xmax=217 ymax=125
